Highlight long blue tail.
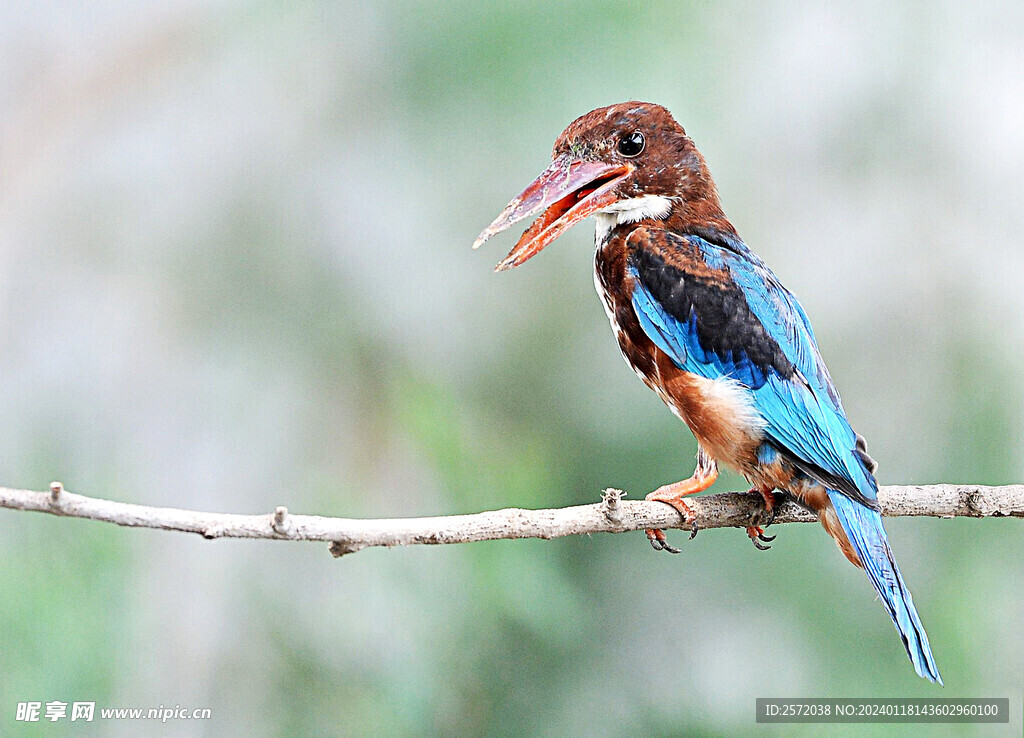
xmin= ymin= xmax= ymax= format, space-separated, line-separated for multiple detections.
xmin=828 ymin=491 xmax=942 ymax=684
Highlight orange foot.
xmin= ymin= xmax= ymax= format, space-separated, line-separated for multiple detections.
xmin=746 ymin=486 xmax=777 ymax=551
xmin=644 ymin=468 xmax=718 ymax=554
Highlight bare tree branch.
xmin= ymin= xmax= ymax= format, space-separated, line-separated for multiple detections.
xmin=1 ymin=482 xmax=1021 ymax=558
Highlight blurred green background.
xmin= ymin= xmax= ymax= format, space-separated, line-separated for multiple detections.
xmin=2 ymin=1 xmax=1022 ymax=735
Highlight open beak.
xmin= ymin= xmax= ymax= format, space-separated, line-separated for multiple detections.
xmin=473 ymin=156 xmax=634 ymax=272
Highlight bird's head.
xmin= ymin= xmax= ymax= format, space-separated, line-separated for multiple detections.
xmin=474 ymin=101 xmax=717 ymax=271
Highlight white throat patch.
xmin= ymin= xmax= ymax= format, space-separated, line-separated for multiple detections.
xmin=594 ymin=195 xmax=674 ymax=243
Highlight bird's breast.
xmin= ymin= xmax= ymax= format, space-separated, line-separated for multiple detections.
xmin=594 ymin=229 xmax=659 ymax=386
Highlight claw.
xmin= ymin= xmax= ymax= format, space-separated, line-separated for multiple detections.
xmin=646 ymin=528 xmax=682 ymax=554
xmin=643 ymin=518 xmax=696 ymax=554
xmin=746 ymin=486 xmax=779 ymax=546
xmin=746 ymin=525 xmax=772 ymax=550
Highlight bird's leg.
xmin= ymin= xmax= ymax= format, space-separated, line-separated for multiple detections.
xmin=746 ymin=486 xmax=777 ymax=550
xmin=644 ymin=448 xmax=718 ymax=554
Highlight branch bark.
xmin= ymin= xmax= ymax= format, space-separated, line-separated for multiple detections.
xmin=1 ymin=482 xmax=1021 ymax=558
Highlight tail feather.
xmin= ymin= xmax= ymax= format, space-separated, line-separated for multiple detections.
xmin=827 ymin=490 xmax=942 ymax=684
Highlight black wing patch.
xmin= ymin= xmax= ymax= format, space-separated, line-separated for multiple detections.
xmin=629 ymin=244 xmax=795 ymax=389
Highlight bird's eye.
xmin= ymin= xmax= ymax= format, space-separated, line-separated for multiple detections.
xmin=617 ymin=131 xmax=645 ymax=157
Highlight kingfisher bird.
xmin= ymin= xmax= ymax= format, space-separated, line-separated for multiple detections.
xmin=473 ymin=101 xmax=940 ymax=683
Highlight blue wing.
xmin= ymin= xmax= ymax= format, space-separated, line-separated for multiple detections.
xmin=626 ymin=227 xmax=876 ymax=505
xmin=626 ymin=227 xmax=940 ymax=682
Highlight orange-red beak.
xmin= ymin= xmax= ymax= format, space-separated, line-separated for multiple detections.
xmin=473 ymin=156 xmax=634 ymax=271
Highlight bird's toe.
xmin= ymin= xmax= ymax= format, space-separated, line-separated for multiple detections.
xmin=746 ymin=525 xmax=773 ymax=551
xmin=646 ymin=528 xmax=682 ymax=554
